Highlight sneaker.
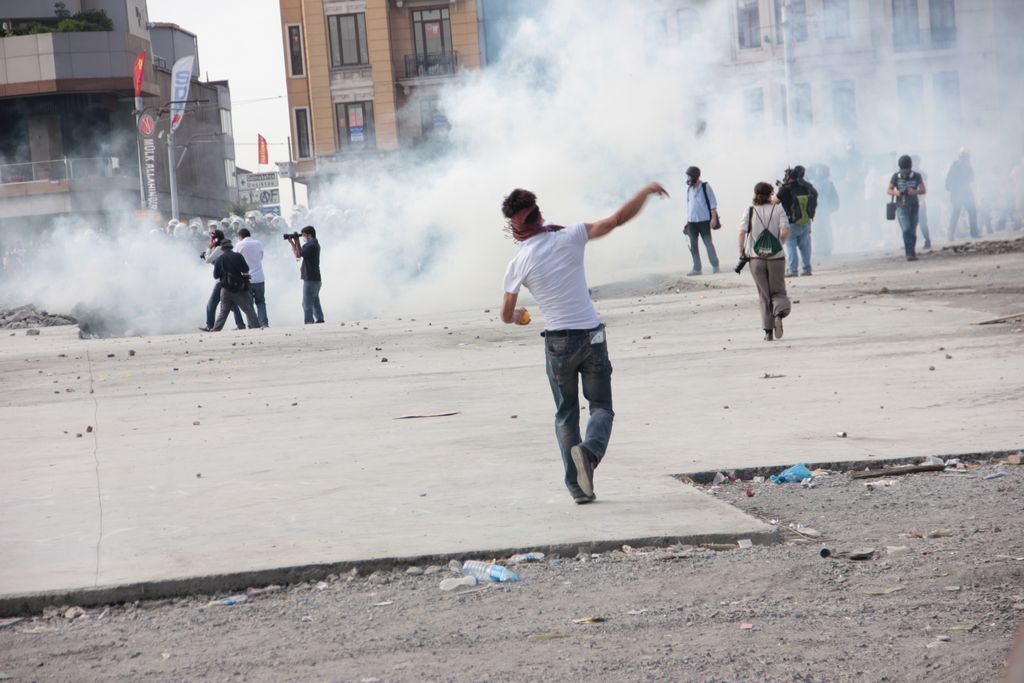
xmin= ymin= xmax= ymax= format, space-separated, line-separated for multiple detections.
xmin=785 ymin=272 xmax=797 ymax=278
xmin=573 ymin=493 xmax=597 ymax=505
xmin=800 ymin=271 xmax=812 ymax=276
xmin=570 ymin=444 xmax=594 ymax=498
xmin=907 ymin=255 xmax=918 ymax=261
xmin=763 ymin=329 xmax=774 ymax=342
xmin=923 ymin=241 xmax=932 ymax=249
xmin=686 ymin=270 xmax=702 ymax=277
xmin=197 ymin=326 xmax=211 ymax=332
xmin=773 ymin=314 xmax=784 ymax=340
xmin=712 ymin=266 xmax=720 ymax=274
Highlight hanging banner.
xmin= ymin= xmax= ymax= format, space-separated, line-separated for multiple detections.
xmin=169 ymin=55 xmax=195 ymax=131
xmin=257 ymin=134 xmax=269 ymax=165
xmin=137 ymin=113 xmax=159 ymax=212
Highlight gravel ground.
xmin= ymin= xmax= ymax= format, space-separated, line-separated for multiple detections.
xmin=1 ymin=459 xmax=1020 ymax=682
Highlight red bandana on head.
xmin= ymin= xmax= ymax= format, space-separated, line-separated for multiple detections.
xmin=509 ymin=205 xmax=564 ymax=242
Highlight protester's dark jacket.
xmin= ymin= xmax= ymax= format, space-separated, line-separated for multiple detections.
xmin=777 ymin=179 xmax=819 ymax=224
xmin=945 ymin=159 xmax=974 ymax=199
xmin=300 ymin=238 xmax=321 ymax=282
xmin=213 ymin=251 xmax=250 ymax=291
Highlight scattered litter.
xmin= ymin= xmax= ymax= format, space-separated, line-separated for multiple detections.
xmin=926 ymin=623 xmax=976 ymax=633
xmin=161 ymin=652 xmax=171 ymax=660
xmin=96 ymin=608 xmax=109 ymax=620
xmin=203 ymin=594 xmax=249 ymax=608
xmin=440 ymin=576 xmax=479 ymax=592
xmin=738 ymin=539 xmax=753 ymax=549
xmin=740 ymin=623 xmax=754 ymax=630
xmin=393 ymin=412 xmax=459 ymax=420
xmin=984 ymin=471 xmax=1009 ymax=480
xmin=572 ymin=616 xmax=606 ymax=624
xmin=371 ymin=601 xmax=394 ymax=607
xmin=406 ymin=566 xmax=425 ymax=576
xmin=850 ymin=463 xmax=945 ymax=480
xmin=863 ymin=586 xmax=905 ymax=595
xmin=508 ymin=552 xmax=545 ymax=564
xmin=463 ymin=561 xmax=519 ymax=583
xmin=315 ymin=581 xmax=328 ymax=590
xmin=700 ymin=543 xmax=740 ymax=551
xmin=64 ymin=606 xmax=85 ymax=620
xmin=836 ymin=431 xmax=847 ymax=438
xmin=762 ymin=373 xmax=785 ymax=379
xmin=924 ymin=456 xmax=945 ymax=466
xmin=788 ymin=523 xmax=821 ymax=538
xmin=820 ymin=547 xmax=875 ymax=561
xmin=1007 ymin=454 xmax=1023 ymax=465
xmin=626 ymin=609 xmax=648 ymax=616
xmin=944 ymin=586 xmax=961 ymax=592
xmin=771 ymin=463 xmax=812 ymax=484
xmin=752 ymin=476 xmax=765 ymax=484
xmin=995 ymin=555 xmax=1024 ymax=561
xmin=745 ymin=488 xmax=754 ymax=497
xmin=0 ymin=617 xmax=25 ymax=629
xmin=26 ymin=329 xmax=40 ymax=336
xmin=527 ymin=633 xmax=570 ymax=641
xmin=712 ymin=472 xmax=727 ymax=485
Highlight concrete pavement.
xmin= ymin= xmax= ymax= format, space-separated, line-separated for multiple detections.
xmin=1 ymin=247 xmax=1021 ymax=608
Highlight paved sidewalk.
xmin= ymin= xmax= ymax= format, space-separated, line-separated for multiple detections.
xmin=1 ymin=249 xmax=1021 ymax=602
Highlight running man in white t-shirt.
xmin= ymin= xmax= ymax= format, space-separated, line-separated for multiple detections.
xmin=500 ymin=183 xmax=669 ymax=504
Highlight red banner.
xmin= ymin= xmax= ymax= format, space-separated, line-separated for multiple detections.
xmin=257 ymin=134 xmax=269 ymax=165
xmin=132 ymin=50 xmax=146 ymax=98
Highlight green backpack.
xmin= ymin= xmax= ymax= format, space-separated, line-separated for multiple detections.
xmin=749 ymin=205 xmax=784 ymax=257
xmin=792 ymin=194 xmax=811 ymax=225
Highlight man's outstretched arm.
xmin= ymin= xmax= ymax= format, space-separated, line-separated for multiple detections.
xmin=586 ymin=182 xmax=669 ymax=240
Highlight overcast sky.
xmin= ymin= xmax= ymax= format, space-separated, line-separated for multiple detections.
xmin=146 ymin=0 xmax=306 ymax=210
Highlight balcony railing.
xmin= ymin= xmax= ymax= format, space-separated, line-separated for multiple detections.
xmin=403 ymin=52 xmax=458 ymax=79
xmin=0 ymin=158 xmax=128 ymax=185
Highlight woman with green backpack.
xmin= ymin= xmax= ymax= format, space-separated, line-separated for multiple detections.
xmin=738 ymin=182 xmax=791 ymax=341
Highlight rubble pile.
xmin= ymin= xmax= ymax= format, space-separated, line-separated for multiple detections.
xmin=0 ymin=304 xmax=76 ymax=329
xmin=939 ymin=237 xmax=1024 ymax=256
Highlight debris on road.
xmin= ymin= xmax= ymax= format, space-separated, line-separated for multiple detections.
xmin=770 ymin=464 xmax=812 ymax=484
xmin=849 ymin=463 xmax=945 ymax=480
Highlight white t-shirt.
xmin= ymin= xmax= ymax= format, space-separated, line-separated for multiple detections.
xmin=502 ymin=222 xmax=602 ymax=331
xmin=236 ymin=237 xmax=265 ymax=284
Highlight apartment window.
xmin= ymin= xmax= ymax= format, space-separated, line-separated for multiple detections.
xmin=823 ymin=0 xmax=851 ymax=39
xmin=336 ymin=102 xmax=375 ymax=151
xmin=294 ymin=107 xmax=311 ymax=159
xmin=793 ymin=82 xmax=812 ymax=127
xmin=219 ymin=109 xmax=233 ymax=137
xmin=929 ymin=0 xmax=956 ymax=48
xmin=775 ymin=0 xmax=808 ymax=43
xmin=831 ymin=79 xmax=856 ymax=130
xmin=287 ymin=25 xmax=305 ymax=77
xmin=892 ymin=0 xmax=920 ymax=52
xmin=224 ymin=159 xmax=236 ymax=188
xmin=737 ymin=0 xmax=760 ymax=49
xmin=420 ymin=98 xmax=449 ymax=134
xmin=677 ymin=8 xmax=701 ymax=42
xmin=328 ymin=13 xmax=368 ymax=67
xmin=897 ymin=74 xmax=924 ymax=119
xmin=934 ymin=71 xmax=960 ymax=124
xmin=744 ymin=87 xmax=765 ymax=129
xmin=413 ymin=8 xmax=452 ymax=57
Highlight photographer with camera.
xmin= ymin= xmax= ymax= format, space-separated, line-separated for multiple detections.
xmin=199 ymin=229 xmax=245 ymax=331
xmin=738 ymin=182 xmax=791 ymax=341
xmin=682 ymin=166 xmax=720 ymax=276
xmin=285 ymin=226 xmax=324 ymax=324
xmin=888 ymin=155 xmax=927 ymax=261
xmin=776 ymin=165 xmax=818 ymax=277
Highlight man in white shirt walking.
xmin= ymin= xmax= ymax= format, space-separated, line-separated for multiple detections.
xmin=683 ymin=166 xmax=721 ymax=275
xmin=236 ymin=228 xmax=268 ymax=328
xmin=500 ymin=182 xmax=669 ymax=504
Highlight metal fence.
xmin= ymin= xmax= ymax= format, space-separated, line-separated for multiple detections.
xmin=404 ymin=52 xmax=458 ymax=79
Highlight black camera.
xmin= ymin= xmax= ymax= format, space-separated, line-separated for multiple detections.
xmin=735 ymin=255 xmax=750 ymax=274
xmin=282 ymin=232 xmax=300 ymax=241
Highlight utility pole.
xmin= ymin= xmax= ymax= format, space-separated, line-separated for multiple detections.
xmin=781 ymin=0 xmax=795 ymax=150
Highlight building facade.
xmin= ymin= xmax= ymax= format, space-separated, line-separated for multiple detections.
xmin=0 ymin=1 xmax=238 ymax=232
xmin=278 ymin=0 xmax=482 ymax=199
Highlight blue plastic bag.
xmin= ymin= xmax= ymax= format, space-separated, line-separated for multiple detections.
xmin=770 ymin=463 xmax=812 ymax=484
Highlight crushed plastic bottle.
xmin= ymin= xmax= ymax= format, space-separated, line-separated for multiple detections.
xmin=462 ymin=561 xmax=520 ymax=583
xmin=203 ymin=594 xmax=249 ymax=608
xmin=439 ymin=576 xmax=479 ymax=591
xmin=770 ymin=463 xmax=812 ymax=484
xmin=508 ymin=552 xmax=545 ymax=564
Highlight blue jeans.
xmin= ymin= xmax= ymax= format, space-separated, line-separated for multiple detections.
xmin=785 ymin=224 xmax=812 ymax=275
xmin=302 ymin=280 xmax=324 ymax=324
xmin=250 ymin=282 xmax=269 ymax=327
xmin=544 ymin=326 xmax=614 ymax=498
xmin=206 ymin=282 xmax=244 ymax=329
xmin=686 ymin=220 xmax=719 ymax=273
xmin=896 ymin=204 xmax=919 ymax=258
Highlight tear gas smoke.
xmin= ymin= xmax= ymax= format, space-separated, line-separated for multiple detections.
xmin=1 ymin=0 xmax=1021 ymax=335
